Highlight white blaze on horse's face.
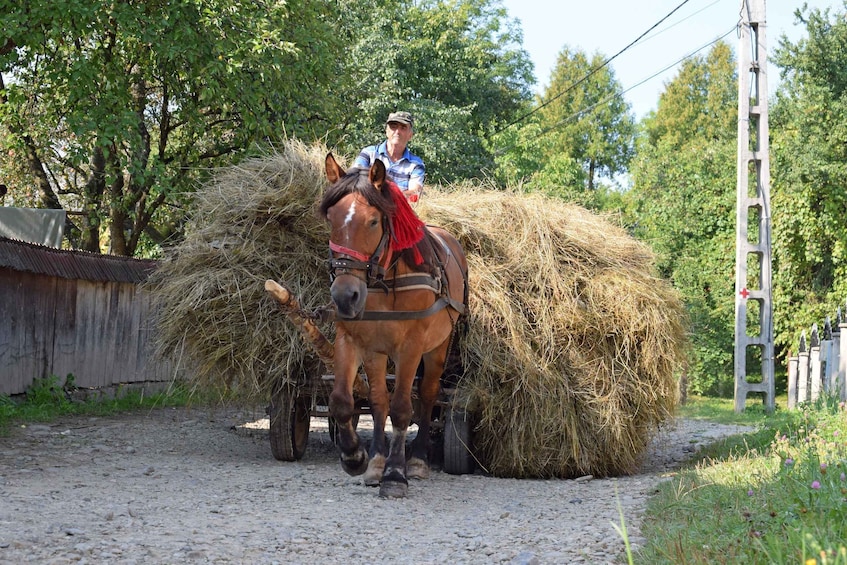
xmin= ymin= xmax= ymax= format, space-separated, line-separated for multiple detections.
xmin=342 ymin=197 xmax=357 ymax=240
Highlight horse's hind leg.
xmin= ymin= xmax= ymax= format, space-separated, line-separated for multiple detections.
xmin=329 ymin=332 xmax=368 ymax=476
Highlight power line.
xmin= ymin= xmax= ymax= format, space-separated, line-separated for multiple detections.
xmin=494 ymin=25 xmax=737 ymax=157
xmin=494 ymin=0 xmax=696 ymax=136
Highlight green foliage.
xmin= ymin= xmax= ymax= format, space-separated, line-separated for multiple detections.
xmin=625 ymin=42 xmax=737 ymax=396
xmin=494 ymin=45 xmax=635 ymax=200
xmin=331 ymin=0 xmax=534 ymax=185
xmin=534 ymin=46 xmax=635 ymax=191
xmin=639 ymin=398 xmax=847 ymax=564
xmin=1 ymin=0 xmax=534 ymax=254
xmin=771 ymin=4 xmax=847 ymax=354
xmin=0 ymin=0 xmax=347 ymax=255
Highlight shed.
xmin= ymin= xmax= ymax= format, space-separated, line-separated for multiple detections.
xmin=0 ymin=236 xmax=172 ymax=395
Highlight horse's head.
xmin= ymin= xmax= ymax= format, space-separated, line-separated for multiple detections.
xmin=320 ymin=153 xmax=396 ymax=319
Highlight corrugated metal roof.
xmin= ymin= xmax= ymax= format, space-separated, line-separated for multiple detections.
xmin=0 ymin=236 xmax=157 ymax=283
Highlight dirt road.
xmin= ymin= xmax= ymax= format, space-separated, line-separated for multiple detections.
xmin=0 ymin=405 xmax=751 ymax=564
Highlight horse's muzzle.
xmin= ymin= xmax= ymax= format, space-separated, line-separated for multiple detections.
xmin=330 ymin=276 xmax=368 ymax=320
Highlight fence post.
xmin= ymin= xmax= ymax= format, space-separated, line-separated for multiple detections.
xmin=822 ymin=317 xmax=834 ymax=394
xmin=810 ymin=324 xmax=822 ymax=402
xmin=839 ymin=305 xmax=847 ymax=401
xmin=787 ymin=349 xmax=798 ymax=409
xmin=798 ymin=331 xmax=810 ymax=404
xmin=828 ymin=313 xmax=840 ymax=395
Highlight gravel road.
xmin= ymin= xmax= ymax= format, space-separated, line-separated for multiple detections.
xmin=0 ymin=405 xmax=751 ymax=564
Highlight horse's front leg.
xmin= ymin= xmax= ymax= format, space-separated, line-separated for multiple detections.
xmin=328 ymin=329 xmax=368 ymax=476
xmin=361 ymin=353 xmax=389 ymax=486
xmin=379 ymin=354 xmax=420 ymax=498
xmin=408 ymin=340 xmax=450 ymax=480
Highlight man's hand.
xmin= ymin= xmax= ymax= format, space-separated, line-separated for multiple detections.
xmin=407 ymin=181 xmax=423 ymax=203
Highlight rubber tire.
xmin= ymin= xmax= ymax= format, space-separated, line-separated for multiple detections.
xmin=269 ymin=388 xmax=310 ymax=461
xmin=443 ymin=408 xmax=474 ymax=475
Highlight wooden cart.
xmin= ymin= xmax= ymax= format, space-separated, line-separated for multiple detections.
xmin=265 ymin=280 xmax=475 ymax=475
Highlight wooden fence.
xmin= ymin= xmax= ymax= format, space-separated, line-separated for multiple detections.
xmin=787 ymin=312 xmax=847 ymax=408
xmin=0 ymin=236 xmax=173 ymax=396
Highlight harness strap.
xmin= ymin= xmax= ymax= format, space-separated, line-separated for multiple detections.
xmin=347 ymin=295 xmax=465 ymax=321
xmin=327 ymin=225 xmax=467 ymax=322
xmin=329 ymin=240 xmax=370 ymax=262
xmin=367 ymin=272 xmax=441 ymax=294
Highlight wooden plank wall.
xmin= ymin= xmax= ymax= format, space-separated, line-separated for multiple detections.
xmin=1 ymin=270 xmax=172 ymax=395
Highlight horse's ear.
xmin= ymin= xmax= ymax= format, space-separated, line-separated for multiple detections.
xmin=368 ymin=159 xmax=387 ymax=191
xmin=325 ymin=153 xmax=345 ymax=183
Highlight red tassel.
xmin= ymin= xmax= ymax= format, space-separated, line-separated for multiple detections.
xmin=386 ymin=181 xmax=425 ymax=264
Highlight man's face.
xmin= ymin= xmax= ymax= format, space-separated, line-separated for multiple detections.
xmin=385 ymin=121 xmax=413 ymax=148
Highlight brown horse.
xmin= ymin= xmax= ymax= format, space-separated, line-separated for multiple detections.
xmin=319 ymin=153 xmax=468 ymax=498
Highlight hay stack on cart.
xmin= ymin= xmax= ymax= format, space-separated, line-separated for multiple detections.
xmin=149 ymin=139 xmax=688 ymax=479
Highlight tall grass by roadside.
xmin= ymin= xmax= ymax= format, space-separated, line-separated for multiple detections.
xmin=0 ymin=375 xmax=194 ymax=435
xmin=638 ymin=395 xmax=847 ymax=564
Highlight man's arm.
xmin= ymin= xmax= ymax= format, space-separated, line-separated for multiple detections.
xmin=353 ymin=146 xmax=375 ymax=169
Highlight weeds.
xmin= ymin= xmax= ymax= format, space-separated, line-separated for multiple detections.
xmin=0 ymin=374 xmax=193 ymax=435
xmin=638 ymin=396 xmax=847 ymax=564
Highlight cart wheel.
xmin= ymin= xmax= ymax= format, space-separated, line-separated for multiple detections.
xmin=269 ymin=387 xmax=310 ymax=461
xmin=443 ymin=408 xmax=474 ymax=475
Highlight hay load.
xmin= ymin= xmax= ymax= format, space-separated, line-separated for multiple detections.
xmin=150 ymin=139 xmax=688 ymax=478
xmin=415 ymin=192 xmax=688 ymax=478
xmin=148 ymin=140 xmax=334 ymax=396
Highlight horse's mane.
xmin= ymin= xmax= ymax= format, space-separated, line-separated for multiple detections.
xmin=319 ymin=167 xmax=438 ymax=272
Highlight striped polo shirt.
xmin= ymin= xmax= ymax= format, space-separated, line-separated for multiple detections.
xmin=353 ymin=141 xmax=425 ymax=191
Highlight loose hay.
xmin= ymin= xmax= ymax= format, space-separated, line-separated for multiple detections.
xmin=415 ymin=192 xmax=688 ymax=478
xmin=149 ymin=140 xmax=689 ymax=478
xmin=147 ymin=140 xmax=335 ymax=397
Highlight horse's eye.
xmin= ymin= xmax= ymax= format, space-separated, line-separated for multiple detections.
xmin=370 ymin=218 xmax=379 ymax=228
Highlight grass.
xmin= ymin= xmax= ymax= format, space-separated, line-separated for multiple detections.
xmin=637 ymin=394 xmax=847 ymax=564
xmin=0 ymin=375 xmax=196 ymax=435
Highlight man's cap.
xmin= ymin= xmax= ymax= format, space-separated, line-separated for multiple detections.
xmin=386 ymin=111 xmax=414 ymax=127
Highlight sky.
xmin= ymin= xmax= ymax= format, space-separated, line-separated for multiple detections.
xmin=500 ymin=0 xmax=843 ymax=119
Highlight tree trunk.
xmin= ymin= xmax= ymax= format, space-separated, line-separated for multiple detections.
xmin=587 ymin=157 xmax=596 ymax=191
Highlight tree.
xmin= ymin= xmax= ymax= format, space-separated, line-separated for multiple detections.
xmin=770 ymin=4 xmax=847 ymax=352
xmin=530 ymin=46 xmax=635 ymax=198
xmin=0 ymin=0 xmax=346 ymax=255
xmin=330 ymin=0 xmax=534 ymax=184
xmin=626 ymin=42 xmax=737 ymax=396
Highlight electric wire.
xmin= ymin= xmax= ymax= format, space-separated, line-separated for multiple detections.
xmin=493 ymin=0 xmax=695 ymax=136
xmin=528 ymin=26 xmax=737 ymax=147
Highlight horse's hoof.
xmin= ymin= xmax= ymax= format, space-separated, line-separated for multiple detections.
xmin=363 ymin=454 xmax=386 ymax=486
xmin=340 ymin=449 xmax=369 ymax=476
xmin=406 ymin=457 xmax=430 ymax=480
xmin=378 ymin=468 xmax=408 ymax=498
xmin=379 ymin=479 xmax=409 ymax=498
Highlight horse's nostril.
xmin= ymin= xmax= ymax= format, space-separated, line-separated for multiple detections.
xmin=349 ymin=290 xmax=359 ymax=304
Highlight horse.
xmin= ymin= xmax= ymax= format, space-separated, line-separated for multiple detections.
xmin=319 ymin=153 xmax=468 ymax=498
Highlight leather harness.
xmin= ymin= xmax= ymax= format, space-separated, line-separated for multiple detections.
xmin=327 ymin=223 xmax=466 ymax=321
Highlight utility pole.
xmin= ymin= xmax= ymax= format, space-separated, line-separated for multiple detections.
xmin=734 ymin=0 xmax=774 ymax=413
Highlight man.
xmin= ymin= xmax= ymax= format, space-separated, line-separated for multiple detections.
xmin=354 ymin=111 xmax=425 ymax=202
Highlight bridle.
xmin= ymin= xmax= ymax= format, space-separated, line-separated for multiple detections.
xmin=327 ymin=215 xmax=393 ymax=292
xmin=325 ymin=210 xmax=466 ymax=321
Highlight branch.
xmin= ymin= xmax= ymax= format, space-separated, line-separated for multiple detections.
xmin=0 ymin=39 xmax=15 ymax=56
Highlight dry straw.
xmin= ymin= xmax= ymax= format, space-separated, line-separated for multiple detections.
xmin=149 ymin=139 xmax=689 ymax=478
xmin=416 ymin=191 xmax=688 ymax=478
xmin=147 ymin=140 xmax=335 ymax=397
